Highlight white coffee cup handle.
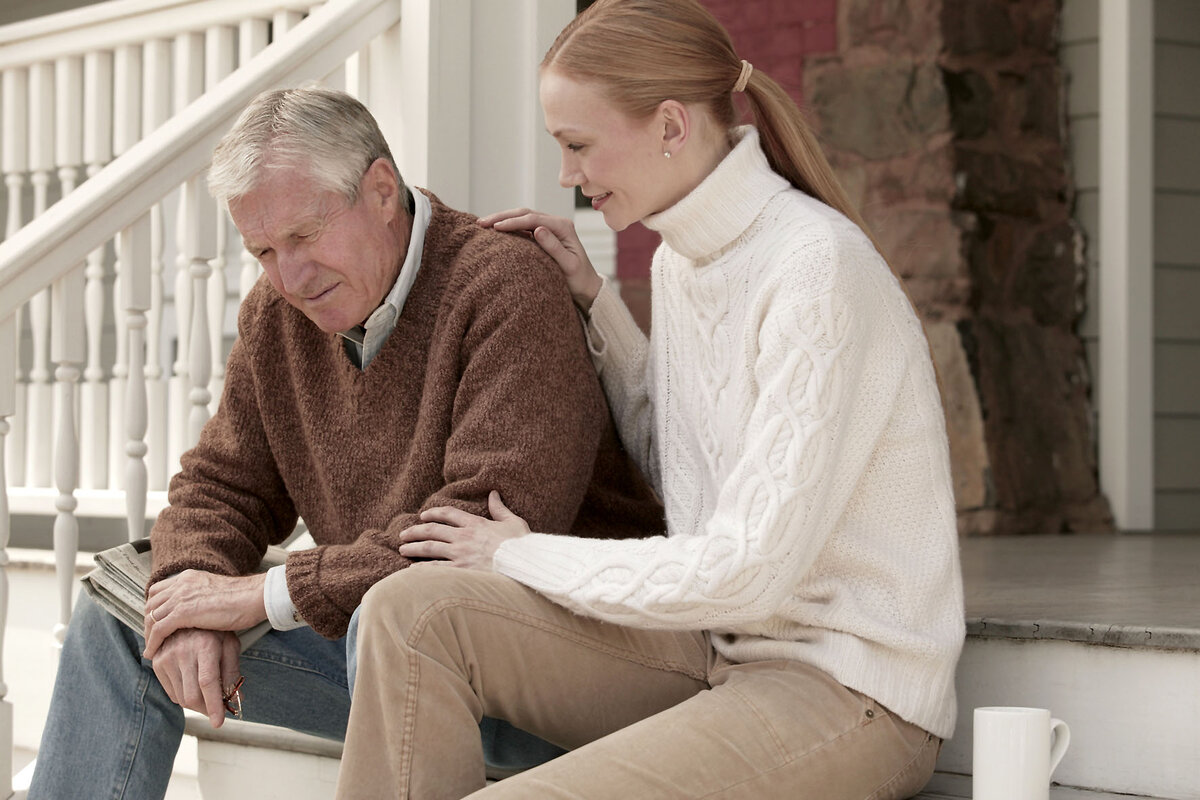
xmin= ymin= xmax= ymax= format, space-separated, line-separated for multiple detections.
xmin=1048 ymin=718 xmax=1071 ymax=778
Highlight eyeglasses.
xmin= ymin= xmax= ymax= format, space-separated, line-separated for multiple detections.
xmin=223 ymin=675 xmax=245 ymax=719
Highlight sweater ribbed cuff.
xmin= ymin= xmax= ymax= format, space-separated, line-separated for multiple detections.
xmin=493 ymin=533 xmax=595 ymax=597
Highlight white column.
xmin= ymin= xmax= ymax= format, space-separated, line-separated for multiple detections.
xmin=51 ymin=266 xmax=85 ymax=643
xmin=0 ymin=315 xmax=16 ymax=798
xmin=143 ymin=39 xmax=171 ymax=490
xmin=34 ymin=56 xmax=84 ymax=494
xmin=83 ymin=49 xmax=115 ymax=491
xmin=392 ymin=0 xmax=472 ymax=209
xmin=28 ymin=63 xmax=54 ymax=217
xmin=183 ymin=175 xmax=217 ymax=445
xmin=121 ymin=215 xmax=152 ymax=541
xmin=237 ymin=19 xmax=270 ymax=301
xmin=29 ymin=64 xmax=58 ymax=497
xmin=169 ymin=32 xmax=205 ymax=470
xmin=466 ymin=0 xmax=575 ymax=217
xmin=2 ymin=67 xmax=29 ymax=490
xmin=385 ymin=0 xmax=574 ymax=217
xmin=206 ymin=26 xmax=236 ymax=416
xmin=105 ymin=44 xmax=144 ymax=493
xmin=1099 ymin=0 xmax=1155 ymax=530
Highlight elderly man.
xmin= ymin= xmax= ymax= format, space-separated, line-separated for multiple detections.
xmin=27 ymin=86 xmax=661 ymax=799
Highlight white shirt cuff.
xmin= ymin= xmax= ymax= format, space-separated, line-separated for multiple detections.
xmin=263 ymin=564 xmax=307 ymax=631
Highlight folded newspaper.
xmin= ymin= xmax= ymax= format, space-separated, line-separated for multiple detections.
xmin=81 ymin=538 xmax=288 ymax=651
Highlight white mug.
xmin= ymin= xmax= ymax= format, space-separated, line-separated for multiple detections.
xmin=973 ymin=706 xmax=1070 ymax=800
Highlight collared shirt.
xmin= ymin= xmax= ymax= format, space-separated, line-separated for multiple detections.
xmin=263 ymin=188 xmax=432 ymax=631
xmin=338 ymin=188 xmax=430 ymax=370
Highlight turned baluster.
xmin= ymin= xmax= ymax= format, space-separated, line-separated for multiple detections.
xmin=0 ymin=316 xmax=16 ymax=797
xmin=2 ymin=67 xmax=28 ymax=490
xmin=50 ymin=267 xmax=85 ymax=643
xmin=205 ymin=25 xmax=235 ymax=415
xmin=120 ymin=216 xmax=152 ymax=541
xmin=83 ymin=49 xmax=115 ymax=490
xmin=169 ymin=32 xmax=204 ymax=468
xmin=237 ymin=17 xmax=270 ymax=301
xmin=143 ymin=39 xmax=171 ymax=490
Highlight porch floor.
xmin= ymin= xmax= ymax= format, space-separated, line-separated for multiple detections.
xmin=959 ymin=531 xmax=1200 ymax=649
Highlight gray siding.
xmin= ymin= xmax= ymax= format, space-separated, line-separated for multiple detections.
xmin=1064 ymin=0 xmax=1200 ymax=531
xmin=1154 ymin=0 xmax=1200 ymax=530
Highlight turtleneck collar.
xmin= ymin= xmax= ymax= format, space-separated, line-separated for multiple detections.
xmin=641 ymin=126 xmax=790 ymax=261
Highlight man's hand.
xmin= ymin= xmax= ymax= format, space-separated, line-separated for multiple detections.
xmin=398 ymin=491 xmax=530 ymax=570
xmin=151 ymin=628 xmax=242 ymax=728
xmin=143 ymin=571 xmax=268 ymax=659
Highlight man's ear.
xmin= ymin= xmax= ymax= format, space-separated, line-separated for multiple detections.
xmin=658 ymin=99 xmax=690 ymax=155
xmin=363 ymin=158 xmax=400 ymax=217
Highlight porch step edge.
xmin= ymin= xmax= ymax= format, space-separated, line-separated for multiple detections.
xmin=916 ymin=771 xmax=1175 ymax=799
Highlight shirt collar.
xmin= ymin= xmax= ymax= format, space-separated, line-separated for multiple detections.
xmin=341 ymin=188 xmax=432 ymax=368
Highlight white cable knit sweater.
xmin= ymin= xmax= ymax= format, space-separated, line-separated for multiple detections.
xmin=494 ymin=127 xmax=964 ymax=738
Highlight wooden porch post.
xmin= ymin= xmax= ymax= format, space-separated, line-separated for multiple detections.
xmin=1099 ymin=0 xmax=1155 ymax=530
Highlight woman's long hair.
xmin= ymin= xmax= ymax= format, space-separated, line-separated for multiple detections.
xmin=543 ymin=0 xmax=909 ymax=292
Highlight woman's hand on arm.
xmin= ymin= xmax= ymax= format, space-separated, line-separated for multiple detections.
xmin=397 ymin=491 xmax=530 ymax=570
xmin=478 ymin=208 xmax=604 ymax=310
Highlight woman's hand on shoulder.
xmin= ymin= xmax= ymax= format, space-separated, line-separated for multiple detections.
xmin=478 ymin=208 xmax=604 ymax=311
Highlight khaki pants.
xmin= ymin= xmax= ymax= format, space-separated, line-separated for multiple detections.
xmin=336 ymin=568 xmax=938 ymax=800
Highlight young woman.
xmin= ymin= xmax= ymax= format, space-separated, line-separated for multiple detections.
xmin=335 ymin=1 xmax=964 ymax=797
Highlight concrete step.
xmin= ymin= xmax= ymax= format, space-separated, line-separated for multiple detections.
xmin=943 ymin=534 xmax=1200 ymax=800
xmin=7 ymin=535 xmax=1199 ymax=799
xmin=915 ymin=772 xmax=1171 ymax=799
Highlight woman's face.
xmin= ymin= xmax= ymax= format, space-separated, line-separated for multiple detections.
xmin=540 ymin=69 xmax=684 ymax=232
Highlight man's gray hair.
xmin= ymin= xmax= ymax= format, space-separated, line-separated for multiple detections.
xmin=208 ymin=85 xmax=405 ymax=205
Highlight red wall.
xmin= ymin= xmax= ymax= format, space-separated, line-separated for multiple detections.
xmin=615 ymin=0 xmax=837 ymax=330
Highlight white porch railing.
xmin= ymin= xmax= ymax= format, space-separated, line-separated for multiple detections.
xmin=0 ymin=0 xmax=407 ymax=793
xmin=0 ymin=0 xmax=576 ymax=792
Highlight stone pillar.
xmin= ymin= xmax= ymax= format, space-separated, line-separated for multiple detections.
xmin=612 ymin=0 xmax=1112 ymax=534
xmin=807 ymin=0 xmax=1111 ymax=533
xmin=940 ymin=0 xmax=1111 ymax=533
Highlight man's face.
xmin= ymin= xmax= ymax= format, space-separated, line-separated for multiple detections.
xmin=230 ymin=159 xmax=408 ymax=333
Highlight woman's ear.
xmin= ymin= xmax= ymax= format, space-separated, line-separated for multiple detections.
xmin=658 ymin=99 xmax=690 ymax=156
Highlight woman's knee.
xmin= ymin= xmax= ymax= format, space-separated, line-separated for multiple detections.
xmin=357 ymin=567 xmax=510 ymax=642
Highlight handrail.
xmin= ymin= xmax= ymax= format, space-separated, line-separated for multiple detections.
xmin=0 ymin=0 xmax=312 ymax=69
xmin=0 ymin=0 xmax=404 ymax=322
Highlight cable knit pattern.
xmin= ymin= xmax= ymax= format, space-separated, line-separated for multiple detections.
xmin=494 ymin=128 xmax=964 ymax=737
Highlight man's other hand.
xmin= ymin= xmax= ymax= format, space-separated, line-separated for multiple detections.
xmin=150 ymin=628 xmax=241 ymax=728
xmin=143 ymin=571 xmax=268 ymax=658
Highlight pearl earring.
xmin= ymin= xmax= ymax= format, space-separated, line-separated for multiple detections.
xmin=663 ymin=151 xmax=672 ymax=159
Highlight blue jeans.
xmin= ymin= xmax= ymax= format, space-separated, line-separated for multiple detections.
xmin=28 ymin=589 xmax=563 ymax=799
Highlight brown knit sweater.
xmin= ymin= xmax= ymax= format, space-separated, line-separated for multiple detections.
xmin=149 ymin=191 xmax=663 ymax=638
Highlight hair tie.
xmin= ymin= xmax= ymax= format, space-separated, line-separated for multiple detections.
xmin=733 ymin=59 xmax=753 ymax=93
